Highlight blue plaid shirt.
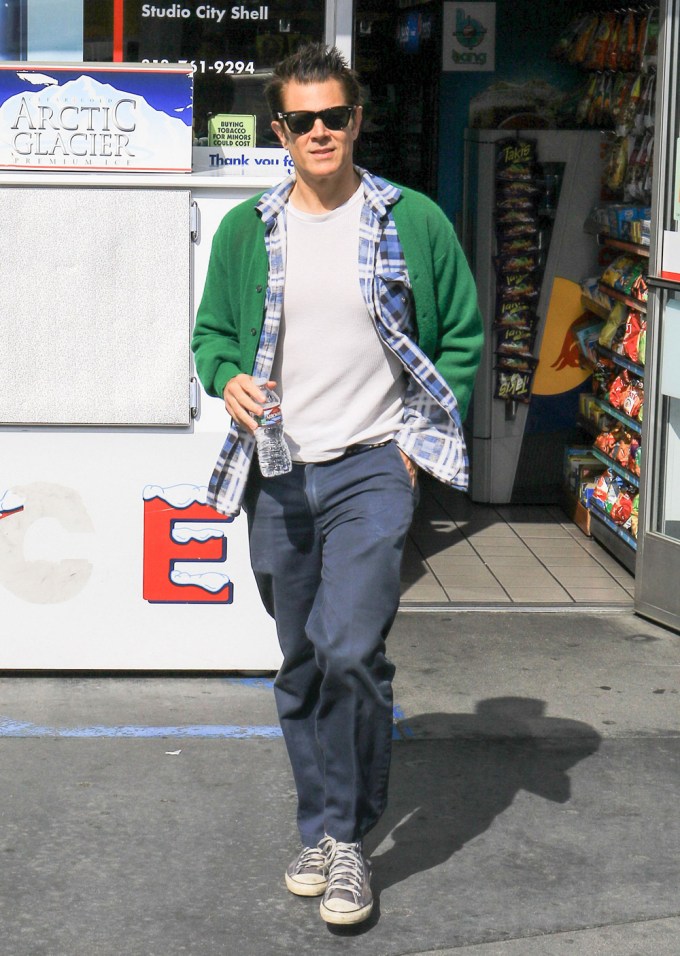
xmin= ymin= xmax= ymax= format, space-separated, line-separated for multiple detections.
xmin=207 ymin=168 xmax=469 ymax=516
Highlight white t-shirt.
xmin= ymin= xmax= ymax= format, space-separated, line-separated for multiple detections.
xmin=271 ymin=185 xmax=406 ymax=462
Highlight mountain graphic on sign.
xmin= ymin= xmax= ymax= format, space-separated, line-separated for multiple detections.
xmin=0 ymin=72 xmax=190 ymax=166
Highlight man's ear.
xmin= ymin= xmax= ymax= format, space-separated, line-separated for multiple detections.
xmin=271 ymin=120 xmax=289 ymax=149
xmin=351 ymin=105 xmax=363 ymax=142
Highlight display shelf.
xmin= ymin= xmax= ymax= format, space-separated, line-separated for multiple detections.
xmin=598 ymin=235 xmax=650 ymax=257
xmin=598 ymin=283 xmax=648 ymax=313
xmin=594 ymin=343 xmax=645 ymax=377
xmin=561 ymin=487 xmax=592 ymax=537
xmin=581 ymin=294 xmax=611 ymax=319
xmin=577 ymin=413 xmax=602 ymax=438
xmin=593 ymin=397 xmax=643 ymax=434
xmin=589 ymin=506 xmax=637 ymax=572
xmin=591 ymin=448 xmax=640 ymax=488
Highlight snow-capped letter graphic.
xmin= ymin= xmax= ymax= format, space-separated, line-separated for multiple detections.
xmin=143 ymin=485 xmax=234 ymax=604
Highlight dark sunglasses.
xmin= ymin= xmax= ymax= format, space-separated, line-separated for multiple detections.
xmin=276 ymin=105 xmax=356 ymax=135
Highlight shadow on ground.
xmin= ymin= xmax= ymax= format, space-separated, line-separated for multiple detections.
xmin=366 ymin=697 xmax=602 ymax=897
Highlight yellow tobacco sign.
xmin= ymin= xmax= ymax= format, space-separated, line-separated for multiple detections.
xmin=208 ymin=114 xmax=256 ymax=148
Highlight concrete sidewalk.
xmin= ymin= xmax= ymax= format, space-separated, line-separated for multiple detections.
xmin=1 ymin=608 xmax=679 ymax=955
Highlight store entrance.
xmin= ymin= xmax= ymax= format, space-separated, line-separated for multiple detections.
xmin=351 ymin=1 xmax=655 ymax=601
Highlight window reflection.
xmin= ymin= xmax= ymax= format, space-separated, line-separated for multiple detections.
xmin=82 ymin=0 xmax=325 ymax=145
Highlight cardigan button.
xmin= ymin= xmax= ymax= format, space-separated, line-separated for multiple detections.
xmin=250 ymin=328 xmax=258 ymax=335
xmin=256 ymin=284 xmax=263 ymax=293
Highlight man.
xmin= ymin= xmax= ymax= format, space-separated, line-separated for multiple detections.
xmin=191 ymin=43 xmax=483 ymax=926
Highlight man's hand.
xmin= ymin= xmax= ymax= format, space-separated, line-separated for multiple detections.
xmin=223 ymin=375 xmax=275 ymax=433
xmin=398 ymin=448 xmax=418 ymax=488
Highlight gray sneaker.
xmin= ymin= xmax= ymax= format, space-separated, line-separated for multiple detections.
xmin=319 ymin=841 xmax=373 ymax=925
xmin=285 ymin=835 xmax=336 ymax=897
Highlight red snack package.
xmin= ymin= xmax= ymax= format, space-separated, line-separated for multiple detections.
xmin=585 ymin=12 xmax=616 ymax=71
xmin=552 ymin=14 xmax=590 ymax=62
xmin=605 ymin=13 xmax=621 ymax=71
xmin=621 ymin=312 xmax=643 ymax=364
xmin=570 ymin=13 xmax=600 ymax=64
xmin=593 ymin=470 xmax=615 ymax=505
xmin=613 ymin=435 xmax=632 ymax=466
xmin=611 ymin=491 xmax=634 ymax=525
xmin=621 ymin=380 xmax=644 ymax=420
xmin=608 ymin=371 xmax=629 ymax=409
xmin=636 ymin=13 xmax=649 ymax=67
xmin=618 ymin=11 xmax=638 ymax=72
xmin=631 ymin=272 xmax=648 ymax=303
xmin=595 ymin=430 xmax=617 ymax=455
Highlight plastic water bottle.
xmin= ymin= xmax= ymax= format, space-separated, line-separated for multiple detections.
xmin=253 ymin=379 xmax=292 ymax=477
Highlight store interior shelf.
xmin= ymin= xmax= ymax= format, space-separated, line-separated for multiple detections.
xmin=598 ymin=234 xmax=650 ymax=257
xmin=581 ymin=294 xmax=611 ymax=319
xmin=591 ymin=448 xmax=640 ymax=488
xmin=593 ymin=397 xmax=642 ymax=434
xmin=589 ymin=506 xmax=637 ymax=572
xmin=577 ymin=414 xmax=601 ymax=438
xmin=595 ymin=343 xmax=645 ymax=377
xmin=598 ymin=283 xmax=648 ymax=313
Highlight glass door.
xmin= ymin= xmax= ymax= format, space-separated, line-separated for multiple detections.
xmin=636 ymin=0 xmax=680 ymax=631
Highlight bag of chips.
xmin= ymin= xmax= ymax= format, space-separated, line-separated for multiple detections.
xmin=494 ymin=369 xmax=535 ymax=403
xmin=496 ymin=326 xmax=536 ymax=356
xmin=495 ymin=139 xmax=537 ymax=182
xmin=610 ymin=490 xmax=635 ymax=526
xmin=495 ymin=253 xmax=540 ymax=275
xmin=601 ymin=253 xmax=638 ymax=290
xmin=621 ymin=312 xmax=645 ymax=365
xmin=598 ymin=301 xmax=627 ymax=349
xmin=630 ymin=494 xmax=639 ymax=538
xmin=569 ymin=13 xmax=600 ymax=64
xmin=497 ymin=272 xmax=541 ymax=302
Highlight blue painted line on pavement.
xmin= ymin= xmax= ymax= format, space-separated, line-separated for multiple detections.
xmin=392 ymin=704 xmax=415 ymax=740
xmin=0 ymin=704 xmax=412 ymax=740
xmin=224 ymin=677 xmax=276 ymax=690
xmin=0 ymin=717 xmax=283 ymax=739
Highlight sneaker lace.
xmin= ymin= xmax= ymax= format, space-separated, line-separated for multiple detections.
xmin=295 ymin=835 xmax=335 ymax=874
xmin=326 ymin=842 xmax=365 ymax=902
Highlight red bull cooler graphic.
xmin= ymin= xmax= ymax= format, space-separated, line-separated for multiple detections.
xmin=143 ymin=484 xmax=234 ymax=604
xmin=534 ymin=278 xmax=592 ymax=397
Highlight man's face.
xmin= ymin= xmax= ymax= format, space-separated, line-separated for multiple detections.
xmin=271 ymin=78 xmax=362 ymax=185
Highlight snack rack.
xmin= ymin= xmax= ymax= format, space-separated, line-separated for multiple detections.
xmin=574 ymin=235 xmax=648 ymax=573
xmin=557 ymin=4 xmax=657 ymax=573
xmin=464 ymin=127 xmax=604 ymax=504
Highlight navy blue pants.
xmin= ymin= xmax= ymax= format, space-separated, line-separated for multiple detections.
xmin=243 ymin=441 xmax=418 ymax=845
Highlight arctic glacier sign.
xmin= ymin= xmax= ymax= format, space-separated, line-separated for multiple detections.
xmin=0 ymin=63 xmax=193 ymax=172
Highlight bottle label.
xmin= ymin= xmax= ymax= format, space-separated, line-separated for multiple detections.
xmin=256 ymin=403 xmax=283 ymax=427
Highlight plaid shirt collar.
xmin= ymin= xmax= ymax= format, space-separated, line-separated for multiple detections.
xmin=256 ymin=167 xmax=401 ymax=225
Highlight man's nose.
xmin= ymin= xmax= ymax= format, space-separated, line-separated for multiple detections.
xmin=311 ymin=117 xmax=331 ymax=135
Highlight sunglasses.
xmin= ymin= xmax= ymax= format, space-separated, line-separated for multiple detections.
xmin=276 ymin=105 xmax=356 ymax=135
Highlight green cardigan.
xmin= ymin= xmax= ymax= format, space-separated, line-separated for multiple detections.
xmin=192 ymin=184 xmax=482 ymax=420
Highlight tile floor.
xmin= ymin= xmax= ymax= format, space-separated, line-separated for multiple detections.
xmin=400 ymin=476 xmax=635 ymax=607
